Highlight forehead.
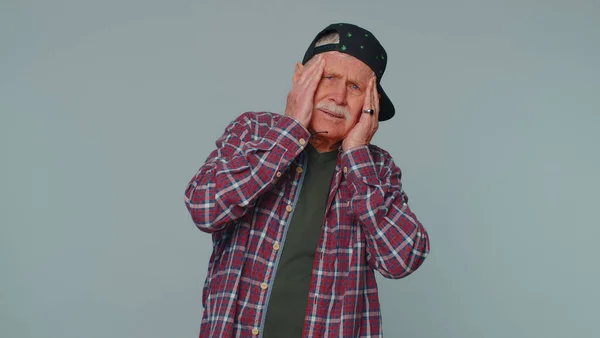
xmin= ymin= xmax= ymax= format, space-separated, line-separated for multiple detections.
xmin=321 ymin=52 xmax=374 ymax=81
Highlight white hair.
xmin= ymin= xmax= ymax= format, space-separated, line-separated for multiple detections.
xmin=314 ymin=32 xmax=340 ymax=47
xmin=315 ymin=101 xmax=350 ymax=120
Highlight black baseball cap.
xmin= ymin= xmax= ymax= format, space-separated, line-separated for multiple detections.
xmin=302 ymin=23 xmax=395 ymax=121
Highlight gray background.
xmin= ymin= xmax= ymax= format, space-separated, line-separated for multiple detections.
xmin=1 ymin=0 xmax=599 ymax=337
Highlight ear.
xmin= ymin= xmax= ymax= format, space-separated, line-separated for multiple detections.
xmin=292 ymin=62 xmax=304 ymax=84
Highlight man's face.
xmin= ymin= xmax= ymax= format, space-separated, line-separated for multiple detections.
xmin=307 ymin=52 xmax=374 ymax=144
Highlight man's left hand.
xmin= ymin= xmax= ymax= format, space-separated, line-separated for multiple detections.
xmin=342 ymin=76 xmax=380 ymax=151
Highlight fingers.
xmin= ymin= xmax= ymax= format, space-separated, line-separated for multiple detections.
xmin=364 ymin=77 xmax=379 ymax=120
xmin=361 ymin=77 xmax=379 ymax=143
xmin=292 ymin=55 xmax=323 ymax=86
xmin=307 ymin=56 xmax=325 ymax=91
xmin=362 ymin=77 xmax=378 ymax=116
xmin=363 ymin=77 xmax=373 ymax=112
xmin=300 ymin=54 xmax=325 ymax=86
xmin=284 ymin=55 xmax=325 ymax=128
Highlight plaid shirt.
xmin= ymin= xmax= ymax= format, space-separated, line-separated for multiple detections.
xmin=184 ymin=112 xmax=429 ymax=338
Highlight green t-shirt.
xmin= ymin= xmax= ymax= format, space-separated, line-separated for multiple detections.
xmin=262 ymin=143 xmax=338 ymax=337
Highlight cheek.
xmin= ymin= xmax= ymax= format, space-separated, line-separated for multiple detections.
xmin=347 ymin=114 xmax=361 ymax=129
xmin=348 ymin=96 xmax=365 ymax=117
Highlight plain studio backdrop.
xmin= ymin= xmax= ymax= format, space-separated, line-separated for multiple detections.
xmin=1 ymin=0 xmax=599 ymax=337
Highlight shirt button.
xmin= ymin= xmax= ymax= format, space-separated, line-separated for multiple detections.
xmin=252 ymin=328 xmax=259 ymax=336
xmin=299 ymin=138 xmax=306 ymax=145
xmin=276 ymin=171 xmax=282 ymax=177
xmin=346 ymin=201 xmax=350 ymax=207
xmin=343 ymin=166 xmax=348 ymax=174
xmin=273 ymin=242 xmax=280 ymax=251
xmin=260 ymin=282 xmax=268 ymax=290
xmin=286 ymin=205 xmax=293 ymax=212
xmin=296 ymin=167 xmax=303 ymax=174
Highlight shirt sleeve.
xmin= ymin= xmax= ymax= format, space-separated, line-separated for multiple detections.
xmin=340 ymin=145 xmax=430 ymax=279
xmin=184 ymin=112 xmax=311 ymax=233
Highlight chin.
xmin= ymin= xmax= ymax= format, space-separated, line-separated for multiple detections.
xmin=310 ymin=126 xmax=342 ymax=142
xmin=309 ymin=121 xmax=329 ymax=136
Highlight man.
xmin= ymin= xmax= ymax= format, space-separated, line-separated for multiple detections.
xmin=185 ymin=23 xmax=430 ymax=337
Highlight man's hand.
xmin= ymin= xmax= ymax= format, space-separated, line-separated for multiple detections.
xmin=284 ymin=54 xmax=325 ymax=128
xmin=342 ymin=76 xmax=380 ymax=151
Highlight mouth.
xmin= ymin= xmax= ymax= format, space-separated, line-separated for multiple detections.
xmin=318 ymin=109 xmax=345 ymax=120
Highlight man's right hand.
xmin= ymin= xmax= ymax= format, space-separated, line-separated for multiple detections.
xmin=284 ymin=54 xmax=325 ymax=128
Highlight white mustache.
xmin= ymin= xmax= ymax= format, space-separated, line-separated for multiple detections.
xmin=315 ymin=102 xmax=349 ymax=120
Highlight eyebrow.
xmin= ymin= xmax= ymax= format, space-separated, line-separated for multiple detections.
xmin=324 ymin=71 xmax=367 ymax=87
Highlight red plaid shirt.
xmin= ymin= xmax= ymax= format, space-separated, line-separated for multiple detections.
xmin=184 ymin=112 xmax=430 ymax=337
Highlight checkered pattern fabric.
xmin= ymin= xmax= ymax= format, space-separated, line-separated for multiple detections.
xmin=185 ymin=112 xmax=429 ymax=337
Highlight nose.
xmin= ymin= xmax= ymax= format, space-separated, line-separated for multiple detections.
xmin=328 ymin=81 xmax=347 ymax=106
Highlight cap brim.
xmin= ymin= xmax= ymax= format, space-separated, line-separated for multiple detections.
xmin=377 ymin=83 xmax=395 ymax=121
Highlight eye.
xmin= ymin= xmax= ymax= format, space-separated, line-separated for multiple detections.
xmin=350 ymin=83 xmax=360 ymax=91
xmin=324 ymin=75 xmax=334 ymax=80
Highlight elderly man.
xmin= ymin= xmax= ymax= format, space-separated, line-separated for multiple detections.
xmin=185 ymin=23 xmax=430 ymax=338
